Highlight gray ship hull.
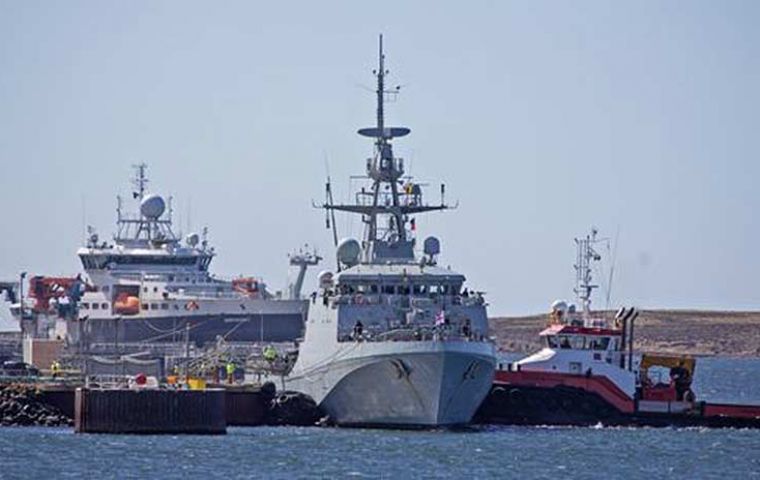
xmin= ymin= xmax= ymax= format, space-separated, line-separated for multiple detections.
xmin=73 ymin=300 xmax=308 ymax=346
xmin=288 ymin=341 xmax=496 ymax=427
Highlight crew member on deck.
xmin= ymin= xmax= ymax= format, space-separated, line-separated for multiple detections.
xmin=353 ymin=320 xmax=364 ymax=341
xmin=669 ymin=361 xmax=692 ymax=401
xmin=226 ymin=361 xmax=236 ymax=385
xmin=51 ymin=360 xmax=61 ymax=379
xmin=263 ymin=345 xmax=278 ymax=364
xmin=462 ymin=319 xmax=472 ymax=339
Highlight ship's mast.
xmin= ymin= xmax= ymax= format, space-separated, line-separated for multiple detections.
xmin=323 ymin=35 xmax=448 ymax=263
xmin=376 ymin=35 xmax=385 ymax=142
xmin=574 ymin=228 xmax=602 ymax=315
xmin=112 ymin=164 xmax=177 ymax=246
xmin=132 ymin=163 xmax=148 ymax=202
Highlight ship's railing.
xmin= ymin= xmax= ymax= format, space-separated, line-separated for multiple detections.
xmin=329 ymin=293 xmax=485 ymax=308
xmin=338 ymin=325 xmax=488 ymax=344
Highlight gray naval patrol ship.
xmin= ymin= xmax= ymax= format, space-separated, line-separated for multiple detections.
xmin=283 ymin=37 xmax=497 ymax=427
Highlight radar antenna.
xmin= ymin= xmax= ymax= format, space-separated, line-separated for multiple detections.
xmin=321 ymin=34 xmax=448 ymax=264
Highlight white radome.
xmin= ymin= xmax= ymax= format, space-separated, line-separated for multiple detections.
xmin=140 ymin=194 xmax=166 ymax=219
xmin=336 ymin=238 xmax=361 ymax=266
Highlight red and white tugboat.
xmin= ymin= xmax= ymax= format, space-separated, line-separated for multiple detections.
xmin=478 ymin=229 xmax=760 ymax=428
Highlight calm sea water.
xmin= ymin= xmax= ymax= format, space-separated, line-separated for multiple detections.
xmin=0 ymin=357 xmax=758 ymax=479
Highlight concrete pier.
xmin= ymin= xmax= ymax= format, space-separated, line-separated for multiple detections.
xmin=75 ymin=388 xmax=227 ymax=434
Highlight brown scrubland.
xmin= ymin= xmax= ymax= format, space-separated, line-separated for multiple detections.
xmin=490 ymin=310 xmax=760 ymax=357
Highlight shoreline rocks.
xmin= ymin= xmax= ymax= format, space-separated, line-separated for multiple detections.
xmin=0 ymin=384 xmax=72 ymax=427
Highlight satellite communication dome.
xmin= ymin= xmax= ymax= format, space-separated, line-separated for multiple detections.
xmin=140 ymin=194 xmax=166 ymax=219
xmin=186 ymin=233 xmax=200 ymax=247
xmin=551 ymin=300 xmax=568 ymax=314
xmin=336 ymin=238 xmax=361 ymax=266
xmin=317 ymin=270 xmax=334 ymax=289
xmin=423 ymin=236 xmax=441 ymax=256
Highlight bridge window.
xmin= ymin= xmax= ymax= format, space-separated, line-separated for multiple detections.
xmin=588 ymin=337 xmax=611 ymax=351
xmin=570 ymin=336 xmax=586 ymax=349
xmin=546 ymin=336 xmax=558 ymax=348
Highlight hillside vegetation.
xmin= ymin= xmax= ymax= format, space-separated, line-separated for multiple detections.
xmin=490 ymin=310 xmax=760 ymax=357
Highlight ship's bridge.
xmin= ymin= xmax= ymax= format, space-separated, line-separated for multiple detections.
xmin=77 ymin=246 xmax=213 ymax=272
xmin=325 ymin=263 xmax=488 ymax=343
xmin=334 ymin=263 xmax=465 ymax=293
xmin=539 ymin=323 xmax=622 ymax=352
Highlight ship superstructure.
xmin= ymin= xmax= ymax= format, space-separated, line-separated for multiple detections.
xmin=513 ymin=229 xmax=638 ymax=396
xmin=21 ymin=165 xmax=315 ymax=350
xmin=476 ymin=229 xmax=760 ymax=428
xmin=281 ymin=36 xmax=497 ymax=427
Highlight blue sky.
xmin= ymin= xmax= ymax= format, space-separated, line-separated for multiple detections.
xmin=0 ymin=1 xmax=758 ymax=315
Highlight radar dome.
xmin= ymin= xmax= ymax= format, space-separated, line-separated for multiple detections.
xmin=551 ymin=300 xmax=568 ymax=314
xmin=140 ymin=194 xmax=165 ymax=219
xmin=186 ymin=233 xmax=200 ymax=247
xmin=423 ymin=236 xmax=441 ymax=256
xmin=317 ymin=270 xmax=334 ymax=289
xmin=336 ymin=238 xmax=361 ymax=267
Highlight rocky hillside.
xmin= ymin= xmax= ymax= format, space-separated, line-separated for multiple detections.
xmin=490 ymin=310 xmax=760 ymax=357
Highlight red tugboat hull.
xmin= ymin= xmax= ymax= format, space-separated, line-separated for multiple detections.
xmin=477 ymin=370 xmax=760 ymax=429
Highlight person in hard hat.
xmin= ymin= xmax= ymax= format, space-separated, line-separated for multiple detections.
xmin=263 ymin=345 xmax=277 ymax=364
xmin=50 ymin=360 xmax=61 ymax=379
xmin=226 ymin=361 xmax=236 ymax=385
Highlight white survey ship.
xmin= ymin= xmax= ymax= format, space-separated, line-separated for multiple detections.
xmin=282 ymin=37 xmax=497 ymax=427
xmin=14 ymin=165 xmax=319 ymax=350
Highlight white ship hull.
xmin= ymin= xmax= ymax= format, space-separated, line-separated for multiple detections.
xmin=287 ymin=341 xmax=496 ymax=427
